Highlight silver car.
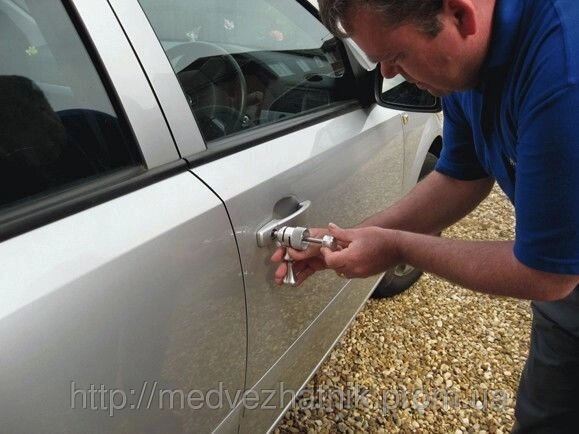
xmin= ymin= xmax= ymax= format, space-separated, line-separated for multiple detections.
xmin=0 ymin=0 xmax=441 ymax=432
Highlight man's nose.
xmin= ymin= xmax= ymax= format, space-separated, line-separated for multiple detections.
xmin=380 ymin=62 xmax=399 ymax=79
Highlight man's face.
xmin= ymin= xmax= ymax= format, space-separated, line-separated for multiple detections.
xmin=347 ymin=6 xmax=479 ymax=96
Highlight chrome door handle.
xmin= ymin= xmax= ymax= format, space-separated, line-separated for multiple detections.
xmin=256 ymin=200 xmax=311 ymax=247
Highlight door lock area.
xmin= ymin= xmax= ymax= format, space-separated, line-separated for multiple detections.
xmin=271 ymin=226 xmax=338 ymax=287
xmin=272 ymin=226 xmax=337 ymax=251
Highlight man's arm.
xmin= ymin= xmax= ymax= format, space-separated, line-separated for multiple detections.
xmin=273 ymin=171 xmax=494 ymax=285
xmin=398 ymin=235 xmax=579 ymax=300
xmin=322 ymin=227 xmax=579 ymax=301
xmin=357 ymin=170 xmax=494 ymax=233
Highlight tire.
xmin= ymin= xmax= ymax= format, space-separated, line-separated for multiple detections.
xmin=372 ymin=264 xmax=424 ymax=298
xmin=371 ymin=152 xmax=438 ymax=299
xmin=418 ymin=152 xmax=438 ymax=180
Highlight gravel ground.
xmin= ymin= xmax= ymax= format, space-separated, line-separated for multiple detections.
xmin=276 ymin=186 xmax=532 ymax=433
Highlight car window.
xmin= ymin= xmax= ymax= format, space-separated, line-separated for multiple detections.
xmin=0 ymin=0 xmax=142 ymax=211
xmin=138 ymin=0 xmax=357 ymax=143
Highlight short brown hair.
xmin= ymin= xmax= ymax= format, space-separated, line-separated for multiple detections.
xmin=318 ymin=0 xmax=443 ymax=38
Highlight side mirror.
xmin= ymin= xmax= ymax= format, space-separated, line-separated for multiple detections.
xmin=375 ymin=71 xmax=441 ymax=113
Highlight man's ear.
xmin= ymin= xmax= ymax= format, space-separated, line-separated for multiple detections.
xmin=443 ymin=0 xmax=477 ymax=38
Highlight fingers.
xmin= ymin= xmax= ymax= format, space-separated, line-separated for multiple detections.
xmin=320 ymin=246 xmax=347 ymax=270
xmin=274 ymin=259 xmax=309 ymax=281
xmin=289 ymin=247 xmax=321 ymax=261
xmin=270 ymin=224 xmax=352 ymax=286
xmin=322 ymin=249 xmax=346 ymax=272
xmin=271 ymin=224 xmax=353 ymax=283
xmin=328 ymin=222 xmax=354 ymax=243
xmin=274 ymin=261 xmax=288 ymax=285
xmin=271 ymin=247 xmax=286 ymax=262
xmin=272 ymin=245 xmax=318 ymax=286
xmin=321 ymin=224 xmax=357 ymax=275
xmin=273 ymin=257 xmax=327 ymax=286
xmin=273 ymin=262 xmax=317 ymax=286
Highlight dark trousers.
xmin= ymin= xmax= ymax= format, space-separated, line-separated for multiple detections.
xmin=512 ymin=303 xmax=579 ymax=433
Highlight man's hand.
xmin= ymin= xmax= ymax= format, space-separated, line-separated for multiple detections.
xmin=271 ymin=227 xmax=329 ymax=286
xmin=320 ymin=223 xmax=401 ymax=278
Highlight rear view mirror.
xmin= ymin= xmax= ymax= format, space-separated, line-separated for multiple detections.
xmin=375 ymin=71 xmax=441 ymax=113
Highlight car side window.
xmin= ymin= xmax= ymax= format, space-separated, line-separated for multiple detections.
xmin=138 ymin=0 xmax=357 ymax=143
xmin=0 ymin=0 xmax=142 ymax=211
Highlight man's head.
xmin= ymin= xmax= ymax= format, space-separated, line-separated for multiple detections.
xmin=319 ymin=0 xmax=444 ymax=39
xmin=319 ymin=0 xmax=495 ymax=96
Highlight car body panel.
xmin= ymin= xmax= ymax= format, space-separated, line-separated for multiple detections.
xmin=0 ymin=172 xmax=246 ymax=433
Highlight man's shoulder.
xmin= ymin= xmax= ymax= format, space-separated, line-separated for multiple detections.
xmin=518 ymin=0 xmax=579 ymax=89
xmin=523 ymin=0 xmax=579 ymax=61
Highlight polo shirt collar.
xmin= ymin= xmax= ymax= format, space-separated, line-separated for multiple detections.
xmin=482 ymin=0 xmax=525 ymax=70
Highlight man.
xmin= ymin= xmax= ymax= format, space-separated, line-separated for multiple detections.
xmin=272 ymin=0 xmax=579 ymax=431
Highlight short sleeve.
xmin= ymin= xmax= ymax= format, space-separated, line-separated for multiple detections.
xmin=514 ymin=81 xmax=579 ymax=275
xmin=436 ymin=95 xmax=489 ymax=180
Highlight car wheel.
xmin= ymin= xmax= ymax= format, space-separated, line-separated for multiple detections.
xmin=371 ymin=152 xmax=438 ymax=299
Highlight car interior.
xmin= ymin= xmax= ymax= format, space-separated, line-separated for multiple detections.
xmin=138 ymin=0 xmax=357 ymax=141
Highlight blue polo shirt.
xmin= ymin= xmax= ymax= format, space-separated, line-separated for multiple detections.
xmin=437 ymin=0 xmax=579 ymax=277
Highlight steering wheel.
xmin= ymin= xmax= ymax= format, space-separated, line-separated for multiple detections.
xmin=193 ymin=105 xmax=248 ymax=141
xmin=166 ymin=41 xmax=247 ymax=138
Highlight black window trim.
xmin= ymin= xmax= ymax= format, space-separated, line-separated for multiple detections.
xmin=0 ymin=160 xmax=188 ymax=242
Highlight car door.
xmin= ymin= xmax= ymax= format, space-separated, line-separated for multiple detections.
xmin=0 ymin=1 xmax=246 ymax=433
xmin=114 ymin=0 xmax=407 ymax=431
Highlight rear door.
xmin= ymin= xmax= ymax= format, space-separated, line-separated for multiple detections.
xmin=0 ymin=1 xmax=246 ymax=432
xmin=117 ymin=0 xmax=407 ymax=431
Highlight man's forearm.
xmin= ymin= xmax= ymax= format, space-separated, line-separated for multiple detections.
xmin=358 ymin=172 xmax=494 ymax=234
xmin=396 ymin=232 xmax=578 ymax=301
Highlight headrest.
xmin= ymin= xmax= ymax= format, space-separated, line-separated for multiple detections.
xmin=0 ymin=75 xmax=65 ymax=166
